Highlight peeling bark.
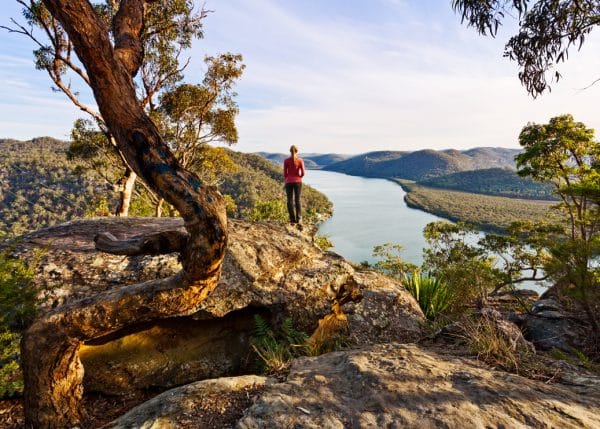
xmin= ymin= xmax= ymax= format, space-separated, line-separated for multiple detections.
xmin=156 ymin=197 xmax=165 ymax=218
xmin=24 ymin=1 xmax=228 ymax=427
xmin=114 ymin=168 xmax=137 ymax=216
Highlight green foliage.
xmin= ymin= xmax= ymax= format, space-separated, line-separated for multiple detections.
xmin=372 ymin=243 xmax=418 ymax=279
xmin=250 ymin=315 xmax=308 ymax=374
xmin=13 ymin=1 xmax=245 ymax=218
xmin=248 ymin=200 xmax=288 ymax=222
xmin=517 ymin=114 xmax=600 ymax=333
xmin=0 ymin=139 xmax=333 ymax=235
xmin=191 ymin=146 xmax=239 ymax=187
xmin=68 ymin=119 xmax=121 ymax=187
xmin=314 ymin=235 xmax=334 ymax=251
xmin=423 ymin=222 xmax=502 ymax=305
xmin=281 ymin=317 xmax=309 ymax=347
xmin=156 ymin=53 xmax=245 ymax=174
xmin=0 ymin=330 xmax=22 ymax=398
xmin=422 ymin=221 xmax=550 ymax=303
xmin=84 ymin=195 xmax=111 ymax=217
xmin=0 ymin=248 xmax=40 ymax=331
xmin=223 ymin=194 xmax=238 ymax=217
xmin=369 ymin=223 xmax=548 ymax=313
xmin=0 ymin=248 xmax=38 ymax=398
xmin=0 ymin=138 xmax=109 ymax=237
xmin=403 ymin=271 xmax=454 ymax=320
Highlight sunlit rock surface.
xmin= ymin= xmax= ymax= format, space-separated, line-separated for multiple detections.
xmin=11 ymin=217 xmax=424 ymax=394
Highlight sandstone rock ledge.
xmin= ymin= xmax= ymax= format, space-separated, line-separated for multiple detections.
xmin=237 ymin=343 xmax=600 ymax=429
xmin=106 ymin=343 xmax=600 ymax=428
xmin=9 ymin=217 xmax=424 ymax=394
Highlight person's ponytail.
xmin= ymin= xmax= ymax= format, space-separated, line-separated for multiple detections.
xmin=290 ymin=145 xmax=299 ymax=167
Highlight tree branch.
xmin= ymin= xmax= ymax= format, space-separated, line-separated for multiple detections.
xmin=95 ymin=230 xmax=188 ymax=255
xmin=113 ymin=0 xmax=146 ymax=76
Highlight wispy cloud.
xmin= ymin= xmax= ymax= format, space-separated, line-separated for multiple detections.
xmin=196 ymin=0 xmax=600 ymax=153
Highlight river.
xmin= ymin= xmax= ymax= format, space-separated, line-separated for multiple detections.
xmin=303 ymin=170 xmax=546 ymax=293
xmin=303 ymin=170 xmax=443 ymax=265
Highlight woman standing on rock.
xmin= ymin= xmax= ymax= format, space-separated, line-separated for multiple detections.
xmin=283 ymin=145 xmax=305 ymax=226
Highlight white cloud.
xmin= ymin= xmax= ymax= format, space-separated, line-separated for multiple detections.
xmin=193 ymin=0 xmax=600 ymax=154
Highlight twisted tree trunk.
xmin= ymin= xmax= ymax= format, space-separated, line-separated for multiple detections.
xmin=23 ymin=1 xmax=227 ymax=427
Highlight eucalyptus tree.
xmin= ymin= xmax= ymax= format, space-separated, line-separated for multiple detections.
xmin=14 ymin=1 xmax=229 ymax=427
xmin=452 ymin=0 xmax=600 ymax=339
xmin=152 ymin=53 xmax=244 ymax=215
xmin=452 ymin=0 xmax=600 ymax=96
xmin=3 ymin=0 xmax=207 ymax=215
xmin=517 ymin=114 xmax=600 ymax=333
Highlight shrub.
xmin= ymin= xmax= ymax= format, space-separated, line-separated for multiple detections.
xmin=0 ymin=330 xmax=22 ymax=398
xmin=0 ymin=247 xmax=38 ymax=398
xmin=403 ymin=271 xmax=454 ymax=320
xmin=372 ymin=243 xmax=417 ymax=279
xmin=0 ymin=248 xmax=39 ymax=330
xmin=459 ymin=317 xmax=530 ymax=371
xmin=247 ymin=200 xmax=288 ymax=222
xmin=314 ymin=234 xmax=333 ymax=251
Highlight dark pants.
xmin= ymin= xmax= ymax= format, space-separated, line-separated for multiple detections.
xmin=285 ymin=182 xmax=302 ymax=223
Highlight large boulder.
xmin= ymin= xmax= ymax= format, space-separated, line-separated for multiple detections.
xmin=238 ymin=343 xmax=600 ymax=428
xmin=9 ymin=218 xmax=424 ymax=395
xmin=522 ymin=298 xmax=586 ymax=352
xmin=103 ymin=375 xmax=272 ymax=429
xmin=103 ymin=343 xmax=600 ymax=428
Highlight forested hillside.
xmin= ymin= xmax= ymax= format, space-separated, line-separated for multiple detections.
xmin=324 ymin=147 xmax=521 ymax=180
xmin=0 ymin=137 xmax=104 ymax=237
xmin=221 ymin=150 xmax=332 ymax=220
xmin=0 ymin=139 xmax=332 ymax=239
xmin=419 ymin=167 xmax=557 ymax=200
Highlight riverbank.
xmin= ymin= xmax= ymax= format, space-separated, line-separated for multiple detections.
xmin=392 ymin=179 xmax=555 ymax=233
xmin=303 ymin=170 xmax=443 ymax=265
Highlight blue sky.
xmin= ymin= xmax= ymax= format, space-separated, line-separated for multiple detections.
xmin=1 ymin=0 xmax=599 ymax=153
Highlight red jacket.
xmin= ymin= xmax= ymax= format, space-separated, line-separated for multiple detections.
xmin=283 ymin=157 xmax=305 ymax=183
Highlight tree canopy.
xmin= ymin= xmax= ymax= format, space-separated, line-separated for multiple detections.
xmin=517 ymin=114 xmax=600 ymax=333
xmin=453 ymin=0 xmax=600 ymax=96
xmin=3 ymin=0 xmax=212 ymax=215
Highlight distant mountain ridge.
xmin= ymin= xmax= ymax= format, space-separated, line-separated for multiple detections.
xmin=255 ymin=147 xmax=557 ymax=201
xmin=322 ymin=147 xmax=522 ymax=181
xmin=257 ymin=147 xmax=522 ymax=180
xmin=254 ymin=152 xmax=352 ymax=169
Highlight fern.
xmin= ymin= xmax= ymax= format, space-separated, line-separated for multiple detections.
xmin=250 ymin=315 xmax=309 ymax=374
xmin=282 ymin=317 xmax=308 ymax=347
xmin=253 ymin=314 xmax=271 ymax=341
